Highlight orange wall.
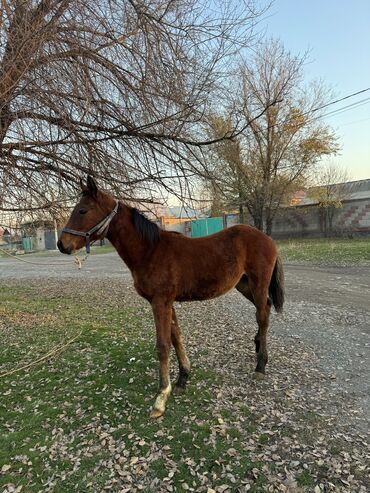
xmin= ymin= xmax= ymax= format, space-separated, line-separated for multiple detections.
xmin=160 ymin=217 xmax=191 ymax=226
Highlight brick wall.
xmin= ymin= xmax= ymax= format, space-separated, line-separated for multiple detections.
xmin=271 ymin=198 xmax=370 ymax=238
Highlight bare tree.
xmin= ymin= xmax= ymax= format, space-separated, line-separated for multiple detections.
xmin=207 ymin=40 xmax=339 ymax=234
xmin=0 ymin=0 xmax=269 ymax=213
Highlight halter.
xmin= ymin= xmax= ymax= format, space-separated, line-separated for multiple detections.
xmin=62 ymin=201 xmax=119 ymax=254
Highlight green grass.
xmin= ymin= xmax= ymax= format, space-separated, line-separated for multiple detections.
xmin=89 ymin=245 xmax=115 ymax=255
xmin=0 ymin=284 xmax=261 ymax=492
xmin=296 ymin=470 xmax=315 ymax=488
xmin=277 ymin=237 xmax=370 ymax=263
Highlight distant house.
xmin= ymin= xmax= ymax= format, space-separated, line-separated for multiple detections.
xmin=290 ymin=189 xmax=308 ymax=206
xmin=0 ymin=227 xmax=11 ymax=244
xmin=20 ymin=220 xmax=58 ymax=251
xmin=158 ymin=206 xmax=207 ymax=228
xmin=0 ymin=227 xmax=16 ymax=250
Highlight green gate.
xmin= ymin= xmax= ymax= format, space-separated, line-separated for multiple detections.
xmin=22 ymin=237 xmax=34 ymax=252
xmin=191 ymin=217 xmax=224 ymax=238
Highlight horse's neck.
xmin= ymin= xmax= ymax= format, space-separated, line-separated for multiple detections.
xmin=106 ymin=202 xmax=146 ymax=271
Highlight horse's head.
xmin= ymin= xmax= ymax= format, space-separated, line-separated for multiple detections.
xmin=58 ymin=176 xmax=117 ymax=254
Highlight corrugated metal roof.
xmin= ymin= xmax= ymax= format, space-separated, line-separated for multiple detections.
xmin=292 ymin=178 xmax=370 ymax=206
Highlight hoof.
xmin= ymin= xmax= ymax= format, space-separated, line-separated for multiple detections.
xmin=150 ymin=407 xmax=164 ymax=419
xmin=173 ymin=385 xmax=186 ymax=395
xmin=253 ymin=372 xmax=265 ymax=381
xmin=151 ymin=384 xmax=171 ymax=418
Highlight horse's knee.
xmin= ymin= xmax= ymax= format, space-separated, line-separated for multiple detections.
xmin=156 ymin=340 xmax=171 ymax=357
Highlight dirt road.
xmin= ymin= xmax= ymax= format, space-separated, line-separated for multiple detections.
xmin=281 ymin=263 xmax=370 ymax=431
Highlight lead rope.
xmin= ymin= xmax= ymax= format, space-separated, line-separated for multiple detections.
xmin=0 ymin=246 xmax=88 ymax=269
xmin=74 ymin=252 xmax=88 ymax=269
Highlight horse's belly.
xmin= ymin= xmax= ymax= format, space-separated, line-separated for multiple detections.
xmin=175 ymin=275 xmax=239 ymax=302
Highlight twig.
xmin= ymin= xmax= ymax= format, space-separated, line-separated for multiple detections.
xmin=0 ymin=331 xmax=83 ymax=379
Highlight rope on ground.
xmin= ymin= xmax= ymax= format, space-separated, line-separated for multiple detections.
xmin=0 ymin=246 xmax=87 ymax=269
xmin=0 ymin=331 xmax=83 ymax=379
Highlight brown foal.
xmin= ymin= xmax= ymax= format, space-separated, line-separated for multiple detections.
xmin=58 ymin=176 xmax=284 ymax=418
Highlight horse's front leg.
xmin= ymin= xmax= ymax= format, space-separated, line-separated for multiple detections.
xmin=150 ymin=300 xmax=172 ymax=418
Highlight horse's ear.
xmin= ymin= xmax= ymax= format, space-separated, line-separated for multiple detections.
xmin=87 ymin=175 xmax=98 ymax=197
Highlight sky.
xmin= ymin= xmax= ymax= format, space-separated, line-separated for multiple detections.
xmin=258 ymin=0 xmax=370 ymax=181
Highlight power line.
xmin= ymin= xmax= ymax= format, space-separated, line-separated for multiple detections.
xmin=323 ymin=97 xmax=370 ymax=118
xmin=244 ymin=86 xmax=370 ymax=136
xmin=310 ymin=87 xmax=370 ymax=115
xmin=338 ymin=116 xmax=370 ymax=128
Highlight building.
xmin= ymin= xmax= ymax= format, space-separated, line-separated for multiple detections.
xmin=272 ymin=179 xmax=370 ymax=238
xmin=21 ymin=220 xmax=58 ymax=251
xmin=158 ymin=206 xmax=208 ymax=233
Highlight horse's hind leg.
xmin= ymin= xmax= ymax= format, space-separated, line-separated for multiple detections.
xmin=171 ymin=307 xmax=190 ymax=393
xmin=235 ymin=275 xmax=254 ymax=303
xmin=253 ymin=286 xmax=272 ymax=379
xmin=236 ymin=275 xmax=271 ymax=379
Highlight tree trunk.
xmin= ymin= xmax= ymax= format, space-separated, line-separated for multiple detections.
xmin=328 ymin=207 xmax=335 ymax=235
xmin=319 ymin=208 xmax=328 ymax=237
xmin=239 ymin=204 xmax=244 ymax=224
xmin=0 ymin=106 xmax=12 ymax=144
xmin=253 ymin=212 xmax=264 ymax=231
xmin=265 ymin=216 xmax=273 ymax=236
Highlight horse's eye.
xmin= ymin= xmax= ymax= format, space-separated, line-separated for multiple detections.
xmin=79 ymin=209 xmax=87 ymax=215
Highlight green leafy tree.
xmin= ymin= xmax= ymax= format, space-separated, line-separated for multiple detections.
xmin=207 ymin=40 xmax=338 ymax=234
xmin=308 ymin=163 xmax=350 ymax=236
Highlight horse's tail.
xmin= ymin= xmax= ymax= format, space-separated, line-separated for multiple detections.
xmin=269 ymin=256 xmax=285 ymax=313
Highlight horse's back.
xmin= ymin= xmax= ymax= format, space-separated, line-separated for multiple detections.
xmin=160 ymin=223 xmax=277 ymax=278
xmin=162 ymin=224 xmax=277 ymax=260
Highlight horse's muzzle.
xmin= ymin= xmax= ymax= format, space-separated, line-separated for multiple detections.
xmin=57 ymin=239 xmax=72 ymax=255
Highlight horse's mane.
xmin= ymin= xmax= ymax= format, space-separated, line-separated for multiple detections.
xmin=132 ymin=208 xmax=161 ymax=244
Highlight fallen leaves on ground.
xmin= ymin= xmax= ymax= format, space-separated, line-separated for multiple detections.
xmin=0 ymin=279 xmax=369 ymax=492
